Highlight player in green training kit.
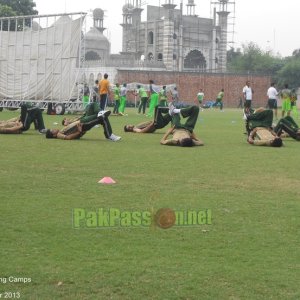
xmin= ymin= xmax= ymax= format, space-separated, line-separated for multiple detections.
xmin=196 ymin=88 xmax=204 ymax=110
xmin=0 ymin=103 xmax=47 ymax=134
xmin=119 ymin=83 xmax=128 ymax=115
xmin=124 ymin=106 xmax=172 ymax=133
xmin=244 ymin=108 xmax=282 ymax=147
xmin=158 ymin=86 xmax=167 ymax=107
xmin=62 ymin=102 xmax=101 ymax=126
xmin=136 ymin=84 xmax=148 ymax=115
xmin=113 ymin=83 xmax=121 ymax=114
xmin=290 ymin=89 xmax=299 ymax=118
xmin=160 ymin=104 xmax=204 ymax=147
xmin=215 ymin=89 xmax=224 ymax=110
xmin=274 ymin=115 xmax=300 ymax=141
xmin=147 ymin=80 xmax=159 ymax=117
xmin=46 ymin=111 xmax=121 ymax=141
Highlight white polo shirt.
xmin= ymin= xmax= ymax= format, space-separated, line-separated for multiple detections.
xmin=267 ymin=87 xmax=278 ymax=99
xmin=243 ymin=85 xmax=252 ymax=100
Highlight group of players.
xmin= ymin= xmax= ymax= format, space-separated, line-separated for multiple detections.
xmin=1 ymin=79 xmax=300 ymax=147
xmin=0 ymin=100 xmax=203 ymax=147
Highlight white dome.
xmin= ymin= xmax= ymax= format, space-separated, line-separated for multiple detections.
xmin=122 ymin=3 xmax=134 ymax=13
xmin=93 ymin=8 xmax=104 ymax=19
xmin=85 ymin=27 xmax=110 ymax=49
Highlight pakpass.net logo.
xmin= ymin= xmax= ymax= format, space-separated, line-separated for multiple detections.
xmin=72 ymin=208 xmax=212 ymax=229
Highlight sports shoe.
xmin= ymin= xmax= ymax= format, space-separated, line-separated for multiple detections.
xmin=39 ymin=128 xmax=47 ymax=134
xmin=108 ymin=133 xmax=121 ymax=142
xmin=97 ymin=110 xmax=111 ymax=118
xmin=168 ymin=102 xmax=176 ymax=116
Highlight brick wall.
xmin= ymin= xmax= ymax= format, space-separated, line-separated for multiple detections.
xmin=116 ymin=70 xmax=271 ymax=108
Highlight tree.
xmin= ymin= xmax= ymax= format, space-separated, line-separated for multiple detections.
xmin=276 ymin=57 xmax=300 ymax=88
xmin=0 ymin=4 xmax=16 ymax=17
xmin=292 ymin=48 xmax=300 ymax=58
xmin=0 ymin=0 xmax=38 ymax=31
xmin=0 ymin=0 xmax=38 ymax=17
xmin=227 ymin=42 xmax=284 ymax=75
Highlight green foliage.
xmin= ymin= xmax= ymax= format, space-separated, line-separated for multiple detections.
xmin=0 ymin=0 xmax=37 ymax=17
xmin=227 ymin=42 xmax=284 ymax=75
xmin=0 ymin=4 xmax=16 ymax=17
xmin=276 ymin=57 xmax=300 ymax=88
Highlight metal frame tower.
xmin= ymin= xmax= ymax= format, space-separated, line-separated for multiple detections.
xmin=210 ymin=0 xmax=236 ymax=49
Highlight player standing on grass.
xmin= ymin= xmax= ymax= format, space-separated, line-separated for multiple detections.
xmin=196 ymin=88 xmax=204 ymax=110
xmin=215 ymin=89 xmax=224 ymax=111
xmin=98 ymin=73 xmax=111 ymax=111
xmin=243 ymin=80 xmax=253 ymax=110
xmin=279 ymin=84 xmax=291 ymax=118
xmin=147 ymin=80 xmax=159 ymax=117
xmin=119 ymin=83 xmax=128 ymax=116
xmin=267 ymin=82 xmax=278 ymax=120
xmin=158 ymin=86 xmax=168 ymax=107
xmin=113 ymin=83 xmax=121 ymax=115
xmin=136 ymin=84 xmax=149 ymax=115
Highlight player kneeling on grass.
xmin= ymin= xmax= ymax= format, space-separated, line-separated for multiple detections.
xmin=46 ymin=110 xmax=121 ymax=141
xmin=124 ymin=105 xmax=172 ymax=133
xmin=160 ymin=104 xmax=204 ymax=147
xmin=244 ymin=108 xmax=282 ymax=147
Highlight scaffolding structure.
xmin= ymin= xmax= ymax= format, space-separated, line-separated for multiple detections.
xmin=210 ymin=0 xmax=236 ymax=49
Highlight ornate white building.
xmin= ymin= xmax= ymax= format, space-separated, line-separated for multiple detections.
xmin=83 ymin=0 xmax=233 ymax=74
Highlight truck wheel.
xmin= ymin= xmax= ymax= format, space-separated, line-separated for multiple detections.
xmin=55 ymin=104 xmax=65 ymax=115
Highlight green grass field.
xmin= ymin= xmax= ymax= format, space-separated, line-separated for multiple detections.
xmin=0 ymin=108 xmax=299 ymax=300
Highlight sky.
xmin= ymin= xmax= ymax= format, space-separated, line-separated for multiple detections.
xmin=33 ymin=0 xmax=300 ymax=57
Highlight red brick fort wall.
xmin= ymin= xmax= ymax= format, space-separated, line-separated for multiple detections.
xmin=116 ymin=70 xmax=271 ymax=108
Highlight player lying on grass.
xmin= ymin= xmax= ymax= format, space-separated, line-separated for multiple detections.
xmin=160 ymin=105 xmax=204 ymax=147
xmin=0 ymin=118 xmax=24 ymax=134
xmin=46 ymin=110 xmax=121 ymax=141
xmin=124 ymin=106 xmax=172 ymax=133
xmin=0 ymin=104 xmax=47 ymax=134
xmin=244 ymin=108 xmax=282 ymax=147
xmin=273 ymin=116 xmax=300 ymax=141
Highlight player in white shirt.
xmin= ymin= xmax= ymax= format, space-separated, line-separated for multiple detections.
xmin=267 ymin=82 xmax=278 ymax=119
xmin=242 ymin=81 xmax=253 ymax=109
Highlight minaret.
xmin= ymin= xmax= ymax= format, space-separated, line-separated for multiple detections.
xmin=120 ymin=3 xmax=134 ymax=53
xmin=93 ymin=8 xmax=105 ymax=33
xmin=217 ymin=0 xmax=230 ymax=72
xmin=186 ymin=0 xmax=196 ymax=16
xmin=162 ymin=0 xmax=177 ymax=70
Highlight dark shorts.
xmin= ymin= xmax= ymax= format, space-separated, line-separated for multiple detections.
xmin=268 ymin=99 xmax=277 ymax=109
xmin=244 ymin=100 xmax=252 ymax=108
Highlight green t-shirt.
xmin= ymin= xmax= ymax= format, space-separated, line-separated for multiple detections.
xmin=138 ymin=87 xmax=148 ymax=98
xmin=159 ymin=89 xmax=167 ymax=100
xmin=85 ymin=102 xmax=100 ymax=115
xmin=216 ymin=91 xmax=224 ymax=101
xmin=114 ymin=87 xmax=120 ymax=101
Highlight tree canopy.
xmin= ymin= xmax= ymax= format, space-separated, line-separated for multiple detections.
xmin=227 ymin=42 xmax=300 ymax=88
xmin=0 ymin=0 xmax=38 ymax=17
